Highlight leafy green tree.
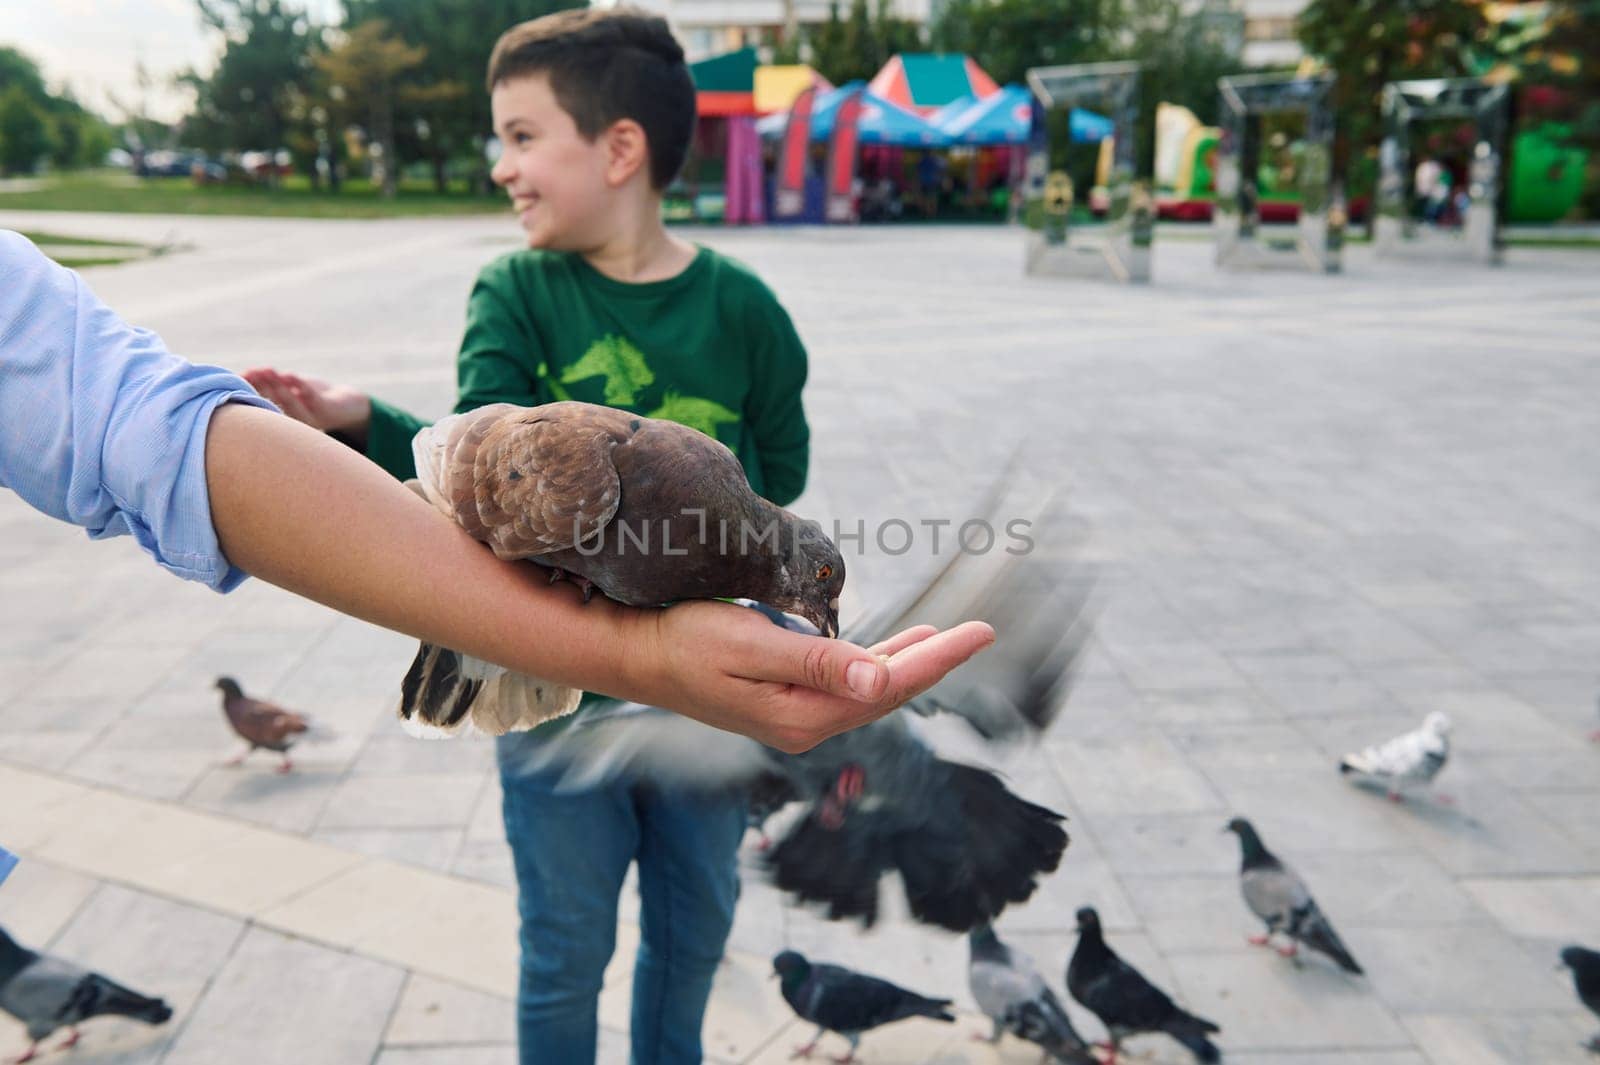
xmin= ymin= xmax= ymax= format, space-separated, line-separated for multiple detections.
xmin=343 ymin=0 xmax=581 ymax=192
xmin=809 ymin=0 xmax=922 ymax=85
xmin=931 ymin=0 xmax=1121 ymax=85
xmin=316 ymin=19 xmax=429 ymax=198
xmin=0 ymin=84 xmax=53 ymax=175
xmin=1296 ymin=0 xmax=1490 ymax=207
xmin=183 ymin=0 xmax=321 ymax=176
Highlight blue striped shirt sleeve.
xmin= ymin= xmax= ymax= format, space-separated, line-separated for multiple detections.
xmin=0 ymin=230 xmax=277 ymax=591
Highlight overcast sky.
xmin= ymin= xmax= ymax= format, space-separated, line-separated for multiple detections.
xmin=1 ymin=0 xmax=340 ymax=124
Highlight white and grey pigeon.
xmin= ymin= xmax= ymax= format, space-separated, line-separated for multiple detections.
xmin=1224 ymin=817 xmax=1363 ymax=975
xmin=504 ymin=483 xmax=1098 ymax=932
xmin=0 ymin=925 xmax=172 ymax=1064
xmin=398 ymin=401 xmax=847 ymax=736
xmin=967 ymin=924 xmax=1095 ymax=1063
xmin=1338 ymin=711 xmax=1452 ymax=803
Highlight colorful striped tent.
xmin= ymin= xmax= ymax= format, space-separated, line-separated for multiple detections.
xmin=867 ymin=53 xmax=1000 ymax=116
xmin=690 ymin=47 xmax=758 ymax=116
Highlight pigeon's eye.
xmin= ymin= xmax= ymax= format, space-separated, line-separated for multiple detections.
xmin=815 ymin=564 xmax=832 ymax=581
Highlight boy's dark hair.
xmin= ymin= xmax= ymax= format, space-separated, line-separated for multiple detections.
xmin=487 ymin=8 xmax=695 ymax=190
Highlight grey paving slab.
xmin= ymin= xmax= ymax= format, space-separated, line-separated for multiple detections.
xmin=383 ymin=973 xmax=517 ymax=1047
xmin=2 ymin=217 xmax=1598 ymax=1063
xmin=161 ymin=926 xmax=405 ymax=1065
xmin=313 ymin=771 xmax=487 ymax=831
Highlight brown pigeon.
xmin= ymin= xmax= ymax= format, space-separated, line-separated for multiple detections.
xmin=214 ymin=677 xmax=310 ymax=773
xmin=399 ymin=401 xmax=847 ymax=735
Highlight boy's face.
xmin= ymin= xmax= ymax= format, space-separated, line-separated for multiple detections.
xmin=490 ymin=73 xmax=614 ymax=250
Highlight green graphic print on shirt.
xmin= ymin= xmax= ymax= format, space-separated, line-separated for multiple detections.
xmin=541 ymin=338 xmax=742 ymax=443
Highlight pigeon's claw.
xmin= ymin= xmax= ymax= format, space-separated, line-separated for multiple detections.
xmin=1247 ymin=933 xmax=1270 ymax=946
xmin=789 ymin=1041 xmax=819 ymax=1060
xmin=56 ymin=1028 xmax=81 ymax=1051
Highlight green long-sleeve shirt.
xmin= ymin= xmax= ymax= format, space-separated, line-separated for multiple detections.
xmin=366 ymin=245 xmax=810 ymax=506
xmin=363 ymin=245 xmax=811 ymax=722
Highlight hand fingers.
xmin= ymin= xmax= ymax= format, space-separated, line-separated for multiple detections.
xmin=874 ymin=621 xmax=994 ymax=713
xmin=866 ymin=624 xmax=939 ymax=658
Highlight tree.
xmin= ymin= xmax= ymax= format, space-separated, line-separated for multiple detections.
xmin=183 ymin=0 xmax=321 ymax=178
xmin=0 ymin=85 xmax=53 ymax=175
xmin=316 ymin=20 xmax=429 ymax=198
xmin=342 ymin=0 xmax=581 ymax=192
xmin=931 ymin=0 xmax=1121 ymax=85
xmin=1296 ymin=0 xmax=1490 ymax=211
xmin=809 ymin=0 xmax=922 ymax=85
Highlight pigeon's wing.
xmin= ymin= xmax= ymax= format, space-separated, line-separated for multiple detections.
xmin=412 ymin=402 xmax=629 ymax=560
xmin=1342 ymin=724 xmax=1443 ymax=783
xmin=1241 ymin=863 xmax=1312 ymax=926
xmin=969 ymin=954 xmax=1045 ymax=1022
xmin=0 ymin=957 xmax=85 ymax=1040
xmin=496 ymin=700 xmax=773 ymax=794
xmin=1012 ymin=987 xmax=1093 ymax=1062
xmin=803 ymin=966 xmax=943 ymax=1032
xmin=1292 ymin=901 xmax=1364 ymax=974
xmin=1075 ymin=952 xmax=1179 ymax=1032
xmin=844 ymin=478 xmax=1098 ymax=741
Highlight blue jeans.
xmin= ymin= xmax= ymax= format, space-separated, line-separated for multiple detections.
xmin=498 ymin=734 xmax=745 ymax=1065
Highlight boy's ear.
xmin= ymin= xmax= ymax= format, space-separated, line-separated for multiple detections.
xmin=602 ymin=119 xmax=650 ymax=187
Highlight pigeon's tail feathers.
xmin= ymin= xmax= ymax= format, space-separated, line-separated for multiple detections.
xmin=900 ymin=995 xmax=957 ymax=1024
xmin=1012 ymin=996 xmax=1093 ymax=1062
xmin=1167 ymin=1024 xmax=1222 ymax=1064
xmin=71 ymin=974 xmax=172 ymax=1027
xmin=398 ymin=644 xmax=580 ymax=738
xmin=473 ymin=669 xmax=583 ymax=735
xmin=399 ymin=642 xmax=485 ymax=735
xmin=766 ymin=807 xmax=891 ymax=927
xmin=1304 ymin=915 xmax=1364 ymax=975
xmin=894 ymin=762 xmax=1068 ymax=932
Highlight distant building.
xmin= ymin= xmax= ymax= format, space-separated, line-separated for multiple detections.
xmin=1238 ymin=0 xmax=1307 ymax=68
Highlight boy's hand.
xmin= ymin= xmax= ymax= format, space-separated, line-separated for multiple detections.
xmin=628 ymin=599 xmax=995 ymax=753
xmin=241 ymin=367 xmax=372 ymax=437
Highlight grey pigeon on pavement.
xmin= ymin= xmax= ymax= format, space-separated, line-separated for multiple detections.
xmin=967 ymin=924 xmax=1095 ymax=1063
xmin=1339 ymin=711 xmax=1452 ymax=802
xmin=0 ymin=925 xmax=172 ymax=1064
xmin=501 ymin=485 xmax=1095 ymax=932
xmin=1560 ymin=946 xmax=1600 ymax=1054
xmin=399 ymin=400 xmax=846 ymax=735
xmin=1225 ymin=817 xmax=1363 ymax=975
xmin=214 ymin=677 xmax=312 ymax=774
xmin=773 ymin=949 xmax=954 ymax=1063
xmin=1066 ymin=907 xmax=1221 ymax=1064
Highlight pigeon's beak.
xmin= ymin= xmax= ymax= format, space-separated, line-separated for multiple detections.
xmin=824 ymin=598 xmax=840 ymax=639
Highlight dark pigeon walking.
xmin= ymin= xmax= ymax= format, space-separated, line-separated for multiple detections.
xmin=773 ymin=950 xmax=953 ymax=1063
xmin=0 ymin=925 xmax=172 ymax=1064
xmin=967 ymin=924 xmax=1095 ymax=1063
xmin=1066 ymin=907 xmax=1221 ymax=1064
xmin=500 ymin=484 xmax=1095 ymax=932
xmin=400 ymin=400 xmax=847 ymax=733
xmin=214 ymin=677 xmax=312 ymax=774
xmin=1224 ymin=817 xmax=1363 ymax=975
xmin=1560 ymin=945 xmax=1600 ymax=1054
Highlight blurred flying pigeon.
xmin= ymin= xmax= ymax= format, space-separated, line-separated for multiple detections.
xmin=1338 ymin=711 xmax=1452 ymax=802
xmin=967 ymin=924 xmax=1095 ymax=1063
xmin=1067 ymin=907 xmax=1221 ymax=1064
xmin=0 ymin=925 xmax=172 ymax=1064
xmin=214 ymin=677 xmax=321 ymax=774
xmin=1560 ymin=946 xmax=1600 ymax=1054
xmin=398 ymin=401 xmax=846 ymax=735
xmin=1225 ymin=817 xmax=1363 ymax=975
xmin=502 ymin=484 xmax=1096 ymax=932
xmin=773 ymin=949 xmax=953 ymax=1063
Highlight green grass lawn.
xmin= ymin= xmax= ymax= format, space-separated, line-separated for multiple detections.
xmin=0 ymin=170 xmax=507 ymax=219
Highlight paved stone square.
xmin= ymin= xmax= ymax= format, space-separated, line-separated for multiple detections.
xmin=1 ymin=211 xmax=1598 ymax=1064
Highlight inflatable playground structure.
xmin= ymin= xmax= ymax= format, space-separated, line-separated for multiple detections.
xmin=677 ymin=49 xmax=1589 ymax=237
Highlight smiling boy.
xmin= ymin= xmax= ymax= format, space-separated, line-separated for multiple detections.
xmin=249 ymin=10 xmax=812 ymax=1064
